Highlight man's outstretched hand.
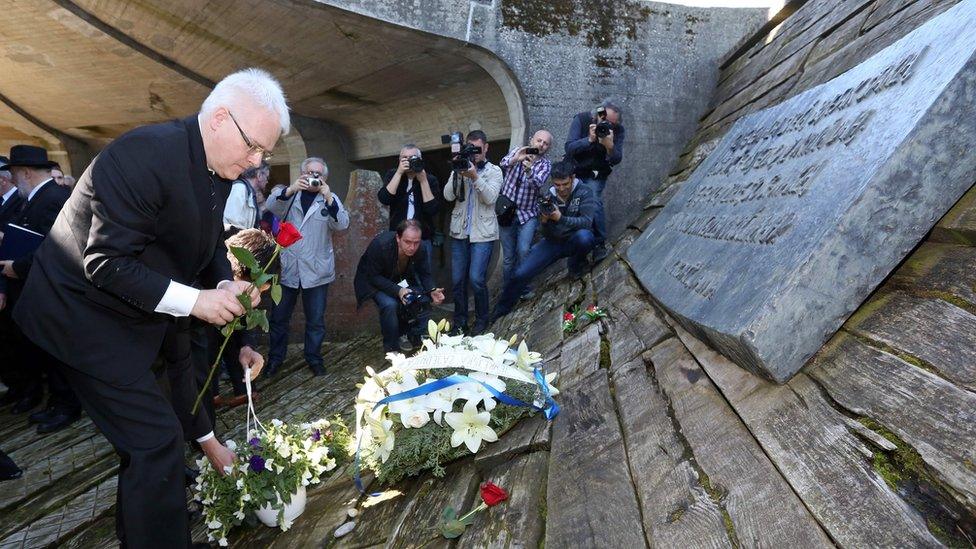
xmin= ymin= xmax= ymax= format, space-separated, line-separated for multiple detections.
xmin=201 ymin=438 xmax=236 ymax=475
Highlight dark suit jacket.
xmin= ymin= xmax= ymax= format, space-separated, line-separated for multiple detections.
xmin=354 ymin=230 xmax=434 ymax=306
xmin=9 ymin=180 xmax=70 ymax=279
xmin=14 ymin=116 xmax=233 ymax=388
xmin=0 ymin=189 xmax=25 ymax=296
xmin=378 ymin=170 xmax=440 ymax=241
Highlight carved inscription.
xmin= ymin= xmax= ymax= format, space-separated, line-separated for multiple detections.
xmin=686 ymin=163 xmax=826 ymax=208
xmin=666 ymin=210 xmax=796 ymax=245
xmin=667 ymin=260 xmax=718 ymax=299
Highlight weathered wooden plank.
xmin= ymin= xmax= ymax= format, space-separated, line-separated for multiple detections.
xmin=473 ymin=414 xmax=550 ymax=471
xmin=610 ymin=354 xmax=731 ymax=548
xmin=673 ymin=324 xmax=940 ymax=547
xmin=546 ymin=369 xmax=647 ymax=548
xmin=648 ymin=338 xmax=833 ymax=547
xmin=847 ymin=292 xmax=976 ymax=391
xmin=892 ymin=242 xmax=976 ymax=307
xmin=809 ymin=334 xmax=976 ymax=511
xmin=553 ymin=323 xmax=602 ymax=390
xmin=457 ymin=452 xmax=548 ymax=549
xmin=931 ymin=183 xmax=976 ymax=245
xmin=386 ymin=463 xmax=479 ymax=549
xmin=330 ymin=480 xmax=418 ymax=549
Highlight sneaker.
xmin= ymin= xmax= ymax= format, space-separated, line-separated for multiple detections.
xmin=398 ymin=335 xmax=414 ymax=353
xmin=591 ymin=246 xmax=610 ymax=264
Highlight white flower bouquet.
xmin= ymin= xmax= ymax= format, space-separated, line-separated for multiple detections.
xmin=194 ymin=412 xmax=351 ymax=544
xmin=354 ymin=320 xmax=559 ymax=484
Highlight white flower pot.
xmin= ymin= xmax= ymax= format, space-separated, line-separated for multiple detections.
xmin=255 ymin=485 xmax=307 ymax=528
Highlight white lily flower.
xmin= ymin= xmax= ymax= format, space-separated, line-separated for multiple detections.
xmin=444 ymin=400 xmax=498 ymax=453
xmin=454 ymin=379 xmax=497 ymax=411
xmin=208 ymin=519 xmax=223 ymax=530
xmin=515 ymin=340 xmax=543 ymax=371
xmin=545 ymin=371 xmax=560 ymax=396
xmin=271 ymin=418 xmax=283 ymax=427
xmin=473 ymin=337 xmax=510 ymax=364
xmin=219 ymin=537 xmax=228 ymax=546
xmin=365 ymin=408 xmax=395 ymax=462
xmin=386 ymin=371 xmax=421 ymax=417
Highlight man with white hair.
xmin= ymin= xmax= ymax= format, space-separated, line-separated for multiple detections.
xmin=13 ymin=68 xmax=289 ymax=548
xmin=265 ymin=156 xmax=349 ymax=377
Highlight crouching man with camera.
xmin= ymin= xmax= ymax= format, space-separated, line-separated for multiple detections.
xmin=379 ymin=145 xmax=440 ymax=272
xmin=491 ymin=161 xmax=596 ymax=321
xmin=354 ymin=220 xmax=445 ymax=353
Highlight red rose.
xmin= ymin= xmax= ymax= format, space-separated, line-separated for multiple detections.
xmin=480 ymin=481 xmax=508 ymax=507
xmin=586 ymin=304 xmax=597 ymax=313
xmin=563 ymin=312 xmax=575 ymax=322
xmin=275 ymin=222 xmax=303 ymax=248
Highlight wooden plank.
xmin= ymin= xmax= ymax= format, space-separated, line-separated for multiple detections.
xmin=892 ymin=242 xmax=976 ymax=308
xmin=847 ymin=292 xmax=976 ymax=391
xmin=473 ymin=414 xmax=550 ymax=471
xmin=610 ymin=354 xmax=731 ymax=548
xmin=457 ymin=452 xmax=548 ymax=549
xmin=553 ymin=323 xmax=602 ymax=390
xmin=331 ymin=480 xmax=418 ymax=548
xmin=674 ymin=324 xmax=940 ymax=547
xmin=386 ymin=463 xmax=479 ymax=549
xmin=545 ymin=369 xmax=647 ymax=548
xmin=647 ymin=338 xmax=832 ymax=547
xmin=809 ymin=334 xmax=976 ymax=511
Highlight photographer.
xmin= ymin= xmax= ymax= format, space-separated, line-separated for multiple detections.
xmin=378 ymin=145 xmax=440 ymax=270
xmin=222 ymin=161 xmax=269 ymax=236
xmin=491 ymin=160 xmax=596 ymax=321
xmin=564 ymin=100 xmax=625 ymax=263
xmin=265 ymin=156 xmax=349 ymax=376
xmin=354 ymin=220 xmax=445 ymax=352
xmin=498 ymin=129 xmax=553 ymax=299
xmin=442 ymin=130 xmax=502 ymax=335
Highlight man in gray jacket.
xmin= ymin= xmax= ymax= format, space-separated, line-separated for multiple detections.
xmin=492 ymin=160 xmax=596 ymax=321
xmin=265 ymin=156 xmax=349 ymax=376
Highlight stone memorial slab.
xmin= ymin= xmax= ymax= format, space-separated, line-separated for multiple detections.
xmin=628 ymin=0 xmax=976 ymax=383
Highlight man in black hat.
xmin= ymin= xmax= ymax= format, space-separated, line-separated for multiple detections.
xmin=0 ymin=146 xmax=81 ymax=431
xmin=0 ymin=154 xmax=25 ymax=409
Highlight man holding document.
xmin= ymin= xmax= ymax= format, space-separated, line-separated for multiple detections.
xmin=0 ymin=146 xmax=80 ymax=429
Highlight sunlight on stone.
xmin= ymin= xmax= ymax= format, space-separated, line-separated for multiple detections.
xmin=362 ymin=489 xmax=404 ymax=508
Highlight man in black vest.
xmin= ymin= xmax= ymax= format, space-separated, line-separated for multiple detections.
xmin=0 ymin=146 xmax=80 ymax=431
xmin=13 ymin=68 xmax=289 ymax=548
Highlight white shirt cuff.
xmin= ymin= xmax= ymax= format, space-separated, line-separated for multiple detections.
xmin=154 ymin=281 xmax=200 ymax=317
xmin=196 ymin=431 xmax=215 ymax=444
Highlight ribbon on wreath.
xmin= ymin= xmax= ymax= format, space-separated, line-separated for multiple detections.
xmin=353 ymin=367 xmax=559 ymax=493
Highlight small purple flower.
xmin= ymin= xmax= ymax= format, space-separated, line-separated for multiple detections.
xmin=310 ymin=429 xmax=321 ymax=442
xmin=249 ymin=454 xmax=266 ymax=473
xmin=248 ymin=437 xmax=261 ymax=448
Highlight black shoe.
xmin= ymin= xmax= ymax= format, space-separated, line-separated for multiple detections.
xmin=264 ymin=362 xmax=281 ymax=378
xmin=0 ymin=451 xmax=21 ymax=481
xmin=28 ymin=407 xmax=59 ymax=425
xmin=36 ymin=410 xmax=80 ymax=434
xmin=309 ymin=365 xmax=326 ymax=377
xmin=11 ymin=393 xmax=42 ymax=414
xmin=0 ymin=389 xmax=23 ymax=408
xmin=398 ymin=335 xmax=414 ymax=353
xmin=591 ymin=246 xmax=609 ymax=264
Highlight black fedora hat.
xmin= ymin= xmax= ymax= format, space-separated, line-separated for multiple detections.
xmin=6 ymin=145 xmax=56 ymax=169
xmin=0 ymin=156 xmax=8 ymax=170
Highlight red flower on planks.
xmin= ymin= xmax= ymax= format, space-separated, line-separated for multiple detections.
xmin=480 ymin=482 xmax=508 ymax=506
xmin=563 ymin=312 xmax=575 ymax=322
xmin=275 ymin=222 xmax=303 ymax=248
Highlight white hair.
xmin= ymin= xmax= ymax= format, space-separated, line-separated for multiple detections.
xmin=201 ymin=68 xmax=290 ymax=134
xmin=301 ymin=156 xmax=328 ymax=179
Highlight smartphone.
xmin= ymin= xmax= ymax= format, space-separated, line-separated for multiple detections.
xmin=524 ymin=147 xmax=540 ymax=155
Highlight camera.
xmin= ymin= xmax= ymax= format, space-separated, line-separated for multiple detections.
xmin=594 ymin=106 xmax=613 ymax=139
xmin=306 ymin=171 xmax=323 ymax=188
xmin=537 ymin=194 xmax=557 ymax=216
xmin=524 ymin=147 xmax=540 ymax=155
xmin=400 ymin=288 xmax=434 ymax=327
xmin=451 ymin=143 xmax=482 ymax=172
xmin=407 ymin=154 xmax=425 ymax=173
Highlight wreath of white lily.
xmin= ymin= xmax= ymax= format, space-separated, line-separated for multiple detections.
xmin=354 ymin=320 xmax=559 ymax=464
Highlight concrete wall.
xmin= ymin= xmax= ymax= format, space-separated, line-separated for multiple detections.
xmin=318 ymin=0 xmax=769 ymax=239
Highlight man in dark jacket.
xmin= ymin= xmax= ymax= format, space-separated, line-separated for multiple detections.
xmin=378 ymin=145 xmax=440 ymax=271
xmin=354 ymin=220 xmax=445 ymax=352
xmin=0 ymin=146 xmax=80 ymax=431
xmin=492 ymin=160 xmax=597 ymax=320
xmin=12 ymin=68 xmax=287 ymax=548
xmin=564 ymin=101 xmax=625 ymax=263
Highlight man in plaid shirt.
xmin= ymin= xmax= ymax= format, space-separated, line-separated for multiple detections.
xmin=498 ymin=130 xmax=553 ymax=299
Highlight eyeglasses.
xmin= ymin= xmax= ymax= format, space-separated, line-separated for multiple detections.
xmin=228 ymin=110 xmax=274 ymax=162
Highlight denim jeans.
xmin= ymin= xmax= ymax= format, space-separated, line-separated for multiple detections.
xmin=499 ymin=216 xmax=539 ymax=291
xmin=450 ymin=238 xmax=494 ymax=331
xmin=372 ymin=291 xmax=429 ymax=352
xmin=582 ymin=177 xmax=607 ymax=248
xmin=493 ymin=230 xmax=595 ymax=318
xmin=269 ymin=283 xmax=329 ymax=369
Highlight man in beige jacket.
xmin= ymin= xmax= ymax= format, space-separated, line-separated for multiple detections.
xmin=443 ymin=130 xmax=502 ymax=335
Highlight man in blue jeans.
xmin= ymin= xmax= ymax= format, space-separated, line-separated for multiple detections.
xmin=354 ymin=220 xmax=445 ymax=352
xmin=492 ymin=160 xmax=597 ymax=321
xmin=498 ymin=130 xmax=553 ymax=300
xmin=564 ymin=101 xmax=625 ymax=264
xmin=265 ymin=157 xmax=349 ymax=376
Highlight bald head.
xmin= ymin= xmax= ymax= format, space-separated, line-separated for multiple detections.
xmin=530 ymin=130 xmax=553 ymax=156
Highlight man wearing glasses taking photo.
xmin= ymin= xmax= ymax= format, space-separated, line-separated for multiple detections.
xmin=265 ymin=156 xmax=349 ymax=377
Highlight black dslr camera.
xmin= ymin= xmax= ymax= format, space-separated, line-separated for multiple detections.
xmin=537 ymin=194 xmax=557 ymax=216
xmin=594 ymin=106 xmax=613 ymax=139
xmin=400 ymin=288 xmax=434 ymax=327
xmin=441 ymin=132 xmax=481 ymax=172
xmin=407 ymin=154 xmax=425 ymax=173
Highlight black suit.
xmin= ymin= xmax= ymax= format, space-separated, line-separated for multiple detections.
xmin=0 ymin=189 xmax=25 ymax=394
xmin=0 ymin=189 xmax=23 ymax=297
xmin=3 ymin=180 xmax=75 ymax=409
xmin=14 ymin=117 xmax=232 ymax=549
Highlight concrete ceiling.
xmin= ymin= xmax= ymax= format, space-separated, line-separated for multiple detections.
xmin=0 ymin=0 xmax=514 ymax=169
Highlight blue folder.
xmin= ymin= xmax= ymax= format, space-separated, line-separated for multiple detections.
xmin=0 ymin=223 xmax=44 ymax=261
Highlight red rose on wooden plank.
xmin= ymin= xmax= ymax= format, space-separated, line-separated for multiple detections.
xmin=480 ymin=481 xmax=508 ymax=506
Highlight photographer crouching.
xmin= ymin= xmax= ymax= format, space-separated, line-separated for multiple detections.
xmin=354 ymin=220 xmax=445 ymax=353
xmin=491 ymin=160 xmax=596 ymax=321
xmin=378 ymin=145 xmax=440 ymax=273
xmin=564 ymin=100 xmax=625 ymax=263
